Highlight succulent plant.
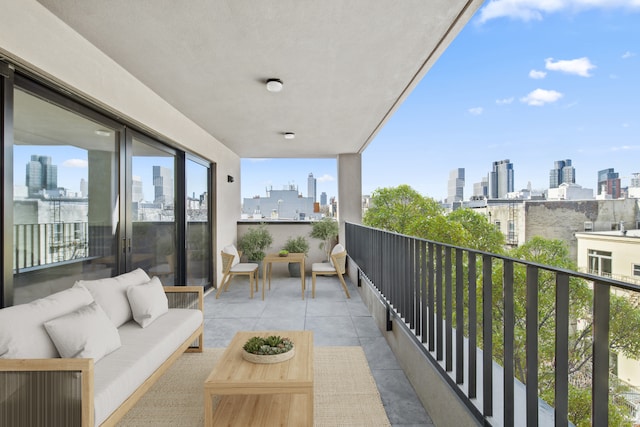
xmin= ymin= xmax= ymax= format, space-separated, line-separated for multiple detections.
xmin=243 ymin=335 xmax=294 ymax=355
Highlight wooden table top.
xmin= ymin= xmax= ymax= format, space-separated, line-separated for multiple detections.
xmin=204 ymin=330 xmax=313 ymax=392
xmin=263 ymin=252 xmax=305 ymax=263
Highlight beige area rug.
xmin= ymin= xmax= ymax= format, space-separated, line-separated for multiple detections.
xmin=117 ymin=347 xmax=390 ymax=427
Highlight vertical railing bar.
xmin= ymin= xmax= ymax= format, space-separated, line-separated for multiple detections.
xmin=456 ymin=248 xmax=464 ymax=384
xmin=436 ymin=244 xmax=443 ymax=361
xmin=468 ymin=251 xmax=477 ymax=399
xmin=526 ymin=265 xmax=539 ymax=427
xmin=445 ymin=246 xmax=453 ymax=372
xmin=414 ymin=238 xmax=421 ymax=337
xmin=483 ymin=254 xmax=493 ymax=417
xmin=555 ymin=273 xmax=569 ymax=427
xmin=592 ymin=281 xmax=610 ymax=426
xmin=428 ymin=242 xmax=435 ymax=352
xmin=421 ymin=240 xmax=428 ymax=344
xmin=409 ymin=237 xmax=415 ymax=329
xmin=503 ymin=260 xmax=514 ymax=427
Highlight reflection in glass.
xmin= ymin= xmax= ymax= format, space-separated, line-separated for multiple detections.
xmin=186 ymin=159 xmax=211 ymax=286
xmin=12 ymin=89 xmax=118 ymax=303
xmin=131 ymin=138 xmax=176 ymax=285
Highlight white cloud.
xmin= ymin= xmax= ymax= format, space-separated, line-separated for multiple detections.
xmin=478 ymin=0 xmax=640 ymax=23
xmin=545 ymin=57 xmax=596 ymax=77
xmin=316 ymin=174 xmax=335 ymax=183
xmin=520 ymin=88 xmax=563 ymax=106
xmin=468 ymin=107 xmax=484 ymax=115
xmin=622 ymin=51 xmax=636 ymax=59
xmin=529 ymin=69 xmax=547 ymax=79
xmin=62 ymin=159 xmax=88 ymax=168
xmin=611 ymin=145 xmax=639 ymax=151
xmin=496 ymin=97 xmax=514 ymax=105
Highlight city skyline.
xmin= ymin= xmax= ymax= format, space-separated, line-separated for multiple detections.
xmin=241 ymin=1 xmax=639 ymax=202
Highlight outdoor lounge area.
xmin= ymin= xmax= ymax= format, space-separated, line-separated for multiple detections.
xmin=203 ymin=267 xmax=433 ymax=426
xmin=2 ymin=2 xmax=636 ymax=426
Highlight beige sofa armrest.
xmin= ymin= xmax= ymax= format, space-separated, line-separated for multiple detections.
xmin=0 ymin=358 xmax=94 ymax=427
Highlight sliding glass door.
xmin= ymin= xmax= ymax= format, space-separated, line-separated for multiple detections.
xmin=3 ymin=74 xmax=214 ymax=306
xmin=12 ymin=86 xmax=121 ymax=304
xmin=128 ymin=134 xmax=177 ymax=285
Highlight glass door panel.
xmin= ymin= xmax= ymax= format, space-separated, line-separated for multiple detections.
xmin=130 ymin=137 xmax=176 ymax=285
xmin=186 ymin=158 xmax=211 ymax=287
xmin=12 ymin=89 xmax=119 ymax=304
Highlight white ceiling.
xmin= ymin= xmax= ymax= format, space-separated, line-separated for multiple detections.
xmin=37 ymin=0 xmax=483 ymax=159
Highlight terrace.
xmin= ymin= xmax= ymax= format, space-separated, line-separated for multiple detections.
xmin=2 ymin=1 xmax=639 ymax=426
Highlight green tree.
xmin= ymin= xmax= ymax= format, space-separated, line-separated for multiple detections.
xmin=447 ymin=208 xmax=505 ymax=253
xmin=363 ymin=185 xmax=442 ymax=235
xmin=489 ymin=237 xmax=639 ymax=426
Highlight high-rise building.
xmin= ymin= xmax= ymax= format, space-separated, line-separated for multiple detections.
xmin=80 ymin=178 xmax=88 ymax=198
xmin=549 ymin=159 xmax=575 ymax=188
xmin=132 ymin=175 xmax=144 ymax=202
xmin=307 ymin=173 xmax=317 ymax=202
xmin=473 ymin=176 xmax=489 ymax=198
xmin=153 ymin=166 xmax=174 ymax=205
xmin=26 ymin=155 xmax=57 ymax=197
xmin=597 ymin=168 xmax=621 ymax=199
xmin=488 ymin=159 xmax=514 ymax=199
xmin=320 ymin=191 xmax=327 ymax=206
xmin=447 ymin=168 xmax=465 ymax=203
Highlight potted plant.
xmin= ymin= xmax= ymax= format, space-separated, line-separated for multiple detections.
xmin=242 ymin=335 xmax=295 ymax=364
xmin=282 ymin=235 xmax=310 ymax=277
xmin=238 ymin=224 xmax=273 ymax=274
xmin=310 ymin=218 xmax=339 ymax=262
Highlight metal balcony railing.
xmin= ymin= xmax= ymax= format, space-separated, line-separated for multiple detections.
xmin=346 ymin=222 xmax=640 ymax=426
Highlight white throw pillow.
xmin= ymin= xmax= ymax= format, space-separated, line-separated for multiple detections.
xmin=74 ymin=268 xmax=150 ymax=327
xmin=44 ymin=302 xmax=121 ymax=362
xmin=223 ymin=245 xmax=240 ymax=267
xmin=330 ymin=243 xmax=345 ymax=267
xmin=126 ymin=276 xmax=169 ymax=328
xmin=0 ymin=286 xmax=94 ymax=359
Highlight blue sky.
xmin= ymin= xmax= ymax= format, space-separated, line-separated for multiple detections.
xmin=241 ymin=0 xmax=640 ymax=202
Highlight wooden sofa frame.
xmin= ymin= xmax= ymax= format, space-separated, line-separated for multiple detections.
xmin=0 ymin=286 xmax=204 ymax=427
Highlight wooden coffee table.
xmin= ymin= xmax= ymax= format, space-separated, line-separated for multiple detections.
xmin=204 ymin=330 xmax=314 ymax=426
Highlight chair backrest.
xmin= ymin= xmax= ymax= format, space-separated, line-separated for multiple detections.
xmin=330 ymin=251 xmax=347 ymax=274
xmin=221 ymin=251 xmax=235 ymax=274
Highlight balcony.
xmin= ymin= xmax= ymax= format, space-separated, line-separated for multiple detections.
xmin=343 ymin=222 xmax=640 ymax=426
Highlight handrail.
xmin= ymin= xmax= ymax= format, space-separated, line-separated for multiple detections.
xmin=346 ymin=222 xmax=639 ymax=426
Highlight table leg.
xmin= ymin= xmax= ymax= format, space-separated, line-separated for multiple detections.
xmin=301 ymin=260 xmax=306 ymax=299
xmin=204 ymin=391 xmax=213 ymax=427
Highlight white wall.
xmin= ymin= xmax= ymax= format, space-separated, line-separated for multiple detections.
xmin=0 ymin=0 xmax=241 ymax=284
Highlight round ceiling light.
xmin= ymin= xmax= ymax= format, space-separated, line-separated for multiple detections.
xmin=283 ymin=132 xmax=295 ymax=140
xmin=266 ymin=79 xmax=283 ymax=92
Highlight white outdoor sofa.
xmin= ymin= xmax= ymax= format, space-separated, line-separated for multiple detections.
xmin=0 ymin=268 xmax=204 ymax=427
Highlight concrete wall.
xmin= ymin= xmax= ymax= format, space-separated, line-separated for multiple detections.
xmin=525 ymin=199 xmax=639 ymax=261
xmin=0 ymin=0 xmax=241 ymax=285
xmin=347 ymin=260 xmax=480 ymax=427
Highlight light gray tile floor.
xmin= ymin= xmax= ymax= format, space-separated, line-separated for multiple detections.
xmin=203 ymin=268 xmax=434 ymax=427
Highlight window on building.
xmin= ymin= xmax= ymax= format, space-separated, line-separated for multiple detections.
xmin=507 ymin=220 xmax=515 ymax=242
xmin=588 ymin=250 xmax=612 ymax=277
xmin=494 ymin=220 xmax=501 ymax=231
xmin=633 ymin=264 xmax=640 ymax=277
xmin=584 ymin=221 xmax=593 ymax=232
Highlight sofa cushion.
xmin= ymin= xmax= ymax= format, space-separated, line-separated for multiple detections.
xmin=93 ymin=308 xmax=203 ymax=426
xmin=44 ymin=302 xmax=121 ymax=362
xmin=0 ymin=286 xmax=94 ymax=358
xmin=126 ymin=276 xmax=169 ymax=328
xmin=74 ymin=268 xmax=150 ymax=327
